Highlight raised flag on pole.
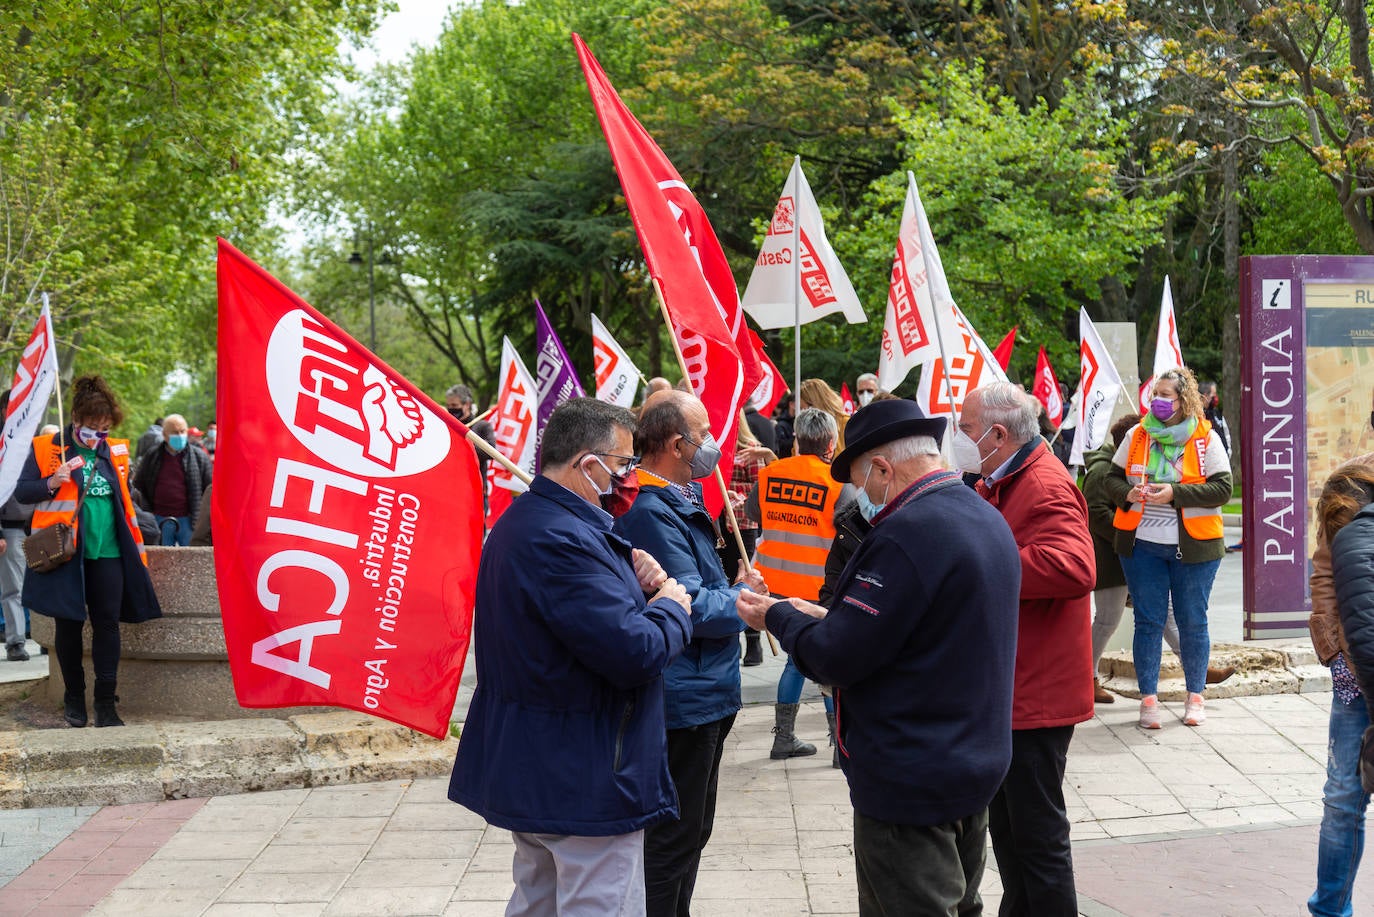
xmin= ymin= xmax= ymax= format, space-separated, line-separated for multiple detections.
xmin=992 ymin=326 xmax=1018 ymax=371
xmin=914 ymin=303 xmax=1008 ymax=420
xmin=1071 ymin=309 xmax=1128 ymax=466
xmin=591 ymin=315 xmax=642 ymax=408
xmin=0 ymin=301 xmax=59 ymax=505
xmin=488 ymin=336 xmax=539 ymax=506
xmin=574 ymin=33 xmax=761 ymax=517
xmin=1139 ymin=275 xmax=1186 ymax=411
xmin=1032 ymin=347 xmax=1064 ymax=429
xmin=747 ymin=330 xmax=787 ymax=419
xmin=740 ymin=158 xmax=866 ymax=330
xmin=840 ymin=383 xmax=856 ymax=416
xmin=214 ymin=238 xmax=483 ymax=739
xmin=877 ymin=176 xmax=946 ymax=392
xmin=534 ymin=301 xmax=585 ymax=472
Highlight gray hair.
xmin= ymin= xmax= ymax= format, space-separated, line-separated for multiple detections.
xmin=794 ymin=408 xmax=838 ymax=456
xmin=857 ymin=373 xmax=878 ymax=388
xmin=974 ymin=382 xmax=1039 ymax=445
xmin=871 ymin=435 xmax=941 ymax=464
xmin=445 ymin=384 xmax=473 ymax=403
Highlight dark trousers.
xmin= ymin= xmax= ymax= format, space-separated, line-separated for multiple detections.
xmin=854 ymin=808 xmax=988 ymax=916
xmin=53 ymin=557 xmax=124 ymax=696
xmin=988 ymin=725 xmax=1076 ymax=917
xmin=645 ymin=713 xmax=736 ymax=917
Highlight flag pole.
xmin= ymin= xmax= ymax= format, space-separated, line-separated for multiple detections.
xmin=652 ymin=277 xmax=778 ymax=656
xmin=792 ymin=155 xmax=803 ymax=408
xmin=42 ymin=295 xmax=65 ymax=451
xmin=465 ymin=428 xmax=532 ymax=487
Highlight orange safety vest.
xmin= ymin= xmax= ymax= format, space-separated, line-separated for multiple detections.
xmin=753 ymin=454 xmax=843 ymax=601
xmin=31 ymin=434 xmax=148 ymax=566
xmin=1112 ymin=420 xmax=1223 ymax=542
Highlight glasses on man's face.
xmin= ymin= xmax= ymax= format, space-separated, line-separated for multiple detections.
xmin=593 ymin=452 xmax=641 ymax=475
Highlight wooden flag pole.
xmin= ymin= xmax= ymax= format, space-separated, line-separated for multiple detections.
xmin=465 ymin=428 xmax=532 ymax=487
xmin=651 ymin=277 xmax=779 ymax=656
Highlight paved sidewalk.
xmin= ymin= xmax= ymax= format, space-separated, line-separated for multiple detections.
xmin=0 ymin=691 xmax=1359 ymax=916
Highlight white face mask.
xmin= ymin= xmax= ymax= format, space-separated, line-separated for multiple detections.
xmin=857 ymin=391 xmax=874 ymax=407
xmin=952 ymin=427 xmax=994 ymax=475
xmin=581 ymin=454 xmax=623 ymax=498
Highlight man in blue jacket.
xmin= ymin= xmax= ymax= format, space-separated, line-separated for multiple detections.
xmin=449 ymin=398 xmax=693 ymax=916
xmin=614 ymin=389 xmax=767 ymax=917
xmin=738 ymin=399 xmax=1021 ymax=916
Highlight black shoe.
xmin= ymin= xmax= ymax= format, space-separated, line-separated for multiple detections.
xmin=93 ymin=699 xmax=124 ymax=728
xmin=6 ymin=643 xmax=28 ymax=662
xmin=64 ymin=694 xmax=87 ymax=728
xmin=742 ymin=633 xmax=763 ymax=667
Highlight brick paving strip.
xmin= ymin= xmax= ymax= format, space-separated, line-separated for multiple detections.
xmin=0 ymin=798 xmax=205 ymax=916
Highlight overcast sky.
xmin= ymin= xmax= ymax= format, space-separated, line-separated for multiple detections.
xmin=348 ymin=0 xmax=453 ymax=71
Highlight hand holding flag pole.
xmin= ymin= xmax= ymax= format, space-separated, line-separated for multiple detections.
xmin=653 ymin=278 xmax=778 ymax=656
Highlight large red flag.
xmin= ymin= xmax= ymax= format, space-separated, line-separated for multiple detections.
xmin=215 ymin=238 xmax=483 ymax=738
xmin=574 ymin=33 xmax=762 ymax=515
xmin=1032 ymin=346 xmax=1064 ymax=429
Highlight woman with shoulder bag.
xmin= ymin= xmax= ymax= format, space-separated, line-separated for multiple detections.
xmin=16 ymin=376 xmax=161 ymax=727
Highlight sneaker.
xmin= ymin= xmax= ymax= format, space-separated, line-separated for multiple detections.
xmin=6 ymin=643 xmax=29 ymax=662
xmin=1184 ymin=693 xmax=1206 ymax=726
xmin=1139 ymin=695 xmax=1162 ymax=729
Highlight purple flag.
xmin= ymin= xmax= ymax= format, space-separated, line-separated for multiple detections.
xmin=534 ymin=300 xmax=586 ymax=471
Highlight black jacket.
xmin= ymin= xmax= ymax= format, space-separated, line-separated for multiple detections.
xmin=133 ymin=444 xmax=213 ymax=527
xmin=820 ymin=501 xmax=871 ymax=607
xmin=1333 ymin=503 xmax=1374 ymax=717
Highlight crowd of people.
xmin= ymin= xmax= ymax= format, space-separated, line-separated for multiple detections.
xmin=449 ymin=364 xmax=1246 ymax=917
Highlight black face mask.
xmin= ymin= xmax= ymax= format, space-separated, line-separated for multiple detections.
xmin=448 ymin=406 xmax=472 ymax=424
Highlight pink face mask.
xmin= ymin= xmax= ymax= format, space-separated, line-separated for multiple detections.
xmin=1150 ymin=398 xmax=1176 ymax=422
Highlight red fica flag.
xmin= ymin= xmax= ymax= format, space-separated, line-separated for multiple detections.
xmin=574 ymin=33 xmax=762 ymax=516
xmin=1033 ymin=347 xmax=1064 ymax=429
xmin=215 ymin=238 xmax=483 ymax=739
xmin=840 ymin=382 xmax=856 ymax=416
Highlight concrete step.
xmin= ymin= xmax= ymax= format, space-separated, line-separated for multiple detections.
xmin=1098 ymin=641 xmax=1327 ymax=701
xmin=0 ymin=712 xmax=456 ymax=809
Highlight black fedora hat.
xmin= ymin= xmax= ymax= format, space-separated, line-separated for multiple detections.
xmin=830 ymin=399 xmax=948 ymax=483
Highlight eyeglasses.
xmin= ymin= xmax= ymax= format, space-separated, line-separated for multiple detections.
xmin=593 ymin=452 xmax=640 ymax=474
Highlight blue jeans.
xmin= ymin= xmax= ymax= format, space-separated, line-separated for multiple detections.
xmin=1118 ymin=540 xmax=1219 ymax=695
xmin=155 ymin=514 xmax=192 ymax=547
xmin=1310 ymin=697 xmax=1371 ymax=917
xmin=778 ymin=656 xmax=805 ymax=704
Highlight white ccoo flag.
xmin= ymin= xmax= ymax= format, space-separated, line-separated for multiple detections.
xmin=1071 ymin=309 xmax=1129 ymax=466
xmin=590 ymin=314 xmax=642 ymax=408
xmin=0 ymin=299 xmax=59 ymax=505
xmin=741 ymin=158 xmax=866 ymax=330
xmin=913 ymin=302 xmax=1008 ymax=421
xmin=876 ymin=174 xmax=955 ymax=392
xmin=1139 ymin=275 xmax=1186 ymax=411
xmin=488 ymin=337 xmax=539 ymax=496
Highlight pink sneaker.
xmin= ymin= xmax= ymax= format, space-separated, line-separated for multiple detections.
xmin=1139 ymin=695 xmax=1162 ymax=729
xmin=1184 ymin=693 xmax=1206 ymax=726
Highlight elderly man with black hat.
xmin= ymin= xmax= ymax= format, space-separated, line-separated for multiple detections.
xmin=738 ymin=398 xmax=1021 ymax=916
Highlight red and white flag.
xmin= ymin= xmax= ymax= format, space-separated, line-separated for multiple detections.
xmin=1071 ymin=309 xmax=1128 ymax=466
xmin=839 ymin=382 xmax=856 ymax=416
xmin=741 ymin=157 xmax=867 ymax=330
xmin=0 ymin=299 xmax=59 ymax=505
xmin=914 ymin=303 xmax=1008 ymax=420
xmin=1032 ymin=347 xmax=1064 ymax=429
xmin=746 ymin=330 xmax=787 ymax=419
xmin=214 ymin=238 xmax=483 ymax=739
xmin=1139 ymin=275 xmax=1185 ymax=411
xmin=591 ymin=314 xmax=643 ymax=409
xmin=575 ymin=33 xmax=762 ymax=516
xmin=486 ymin=336 xmax=539 ymax=530
xmin=877 ymin=175 xmax=946 ymax=392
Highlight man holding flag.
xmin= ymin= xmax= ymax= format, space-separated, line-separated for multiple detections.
xmin=449 ymin=398 xmax=693 ymax=916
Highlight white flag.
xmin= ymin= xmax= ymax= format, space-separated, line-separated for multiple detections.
xmin=1071 ymin=309 xmax=1128 ymax=466
xmin=741 ymin=157 xmax=866 ymax=330
xmin=0 ymin=300 xmax=59 ymax=505
xmin=590 ymin=315 xmax=642 ymax=409
xmin=876 ymin=174 xmax=952 ymax=392
xmin=487 ymin=337 xmax=539 ymax=496
xmin=913 ymin=302 xmax=1008 ymax=421
xmin=1139 ymin=275 xmax=1186 ymax=411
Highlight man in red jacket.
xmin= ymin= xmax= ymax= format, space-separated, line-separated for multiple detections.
xmin=957 ymin=382 xmax=1095 ymax=917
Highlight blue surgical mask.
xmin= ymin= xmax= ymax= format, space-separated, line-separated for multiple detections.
xmin=167 ymin=434 xmax=188 ymax=452
xmin=858 ymin=462 xmax=890 ymax=522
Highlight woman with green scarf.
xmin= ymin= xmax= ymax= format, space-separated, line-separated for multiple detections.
xmin=1105 ymin=367 xmax=1232 ymax=729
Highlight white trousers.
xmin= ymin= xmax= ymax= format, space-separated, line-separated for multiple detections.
xmin=507 ymin=829 xmax=646 ymax=917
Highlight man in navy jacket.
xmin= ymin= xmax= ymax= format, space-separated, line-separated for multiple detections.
xmin=449 ymin=398 xmax=692 ymax=916
xmin=614 ymin=389 xmax=767 ymax=917
xmin=739 ymin=399 xmax=1021 ymax=916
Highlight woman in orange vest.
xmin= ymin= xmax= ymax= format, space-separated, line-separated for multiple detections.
xmin=1105 ymin=367 xmax=1231 ymax=730
xmin=16 ymin=376 xmax=161 ymax=728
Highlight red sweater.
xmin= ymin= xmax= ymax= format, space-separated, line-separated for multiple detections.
xmin=978 ymin=441 xmax=1096 ymax=729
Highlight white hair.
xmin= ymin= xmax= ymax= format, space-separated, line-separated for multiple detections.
xmin=857 ymin=372 xmax=878 ymax=387
xmin=973 ymin=383 xmax=1039 ymax=444
xmin=870 ymin=434 xmax=940 ymax=463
